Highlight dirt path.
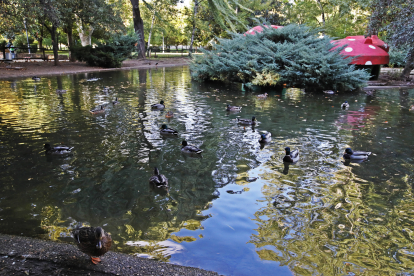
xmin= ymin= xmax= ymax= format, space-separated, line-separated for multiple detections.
xmin=0 ymin=234 xmax=219 ymax=276
xmin=0 ymin=58 xmax=191 ymax=80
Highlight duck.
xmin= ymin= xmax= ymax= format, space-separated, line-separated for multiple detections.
xmin=410 ymin=105 xmax=414 ymax=111
xmin=343 ymin=148 xmax=371 ymax=160
xmin=237 ymin=116 xmax=256 ymax=125
xmin=160 ymin=124 xmax=178 ymax=135
xmin=226 ymin=104 xmax=242 ymax=111
xmin=323 ymin=90 xmax=335 ymax=94
xmin=72 ymin=226 xmax=112 ymax=265
xmin=259 ymin=132 xmax=271 ymax=143
xmin=32 ymin=76 xmax=41 ymax=81
xmin=56 ymin=89 xmax=67 ymax=93
xmin=165 ymin=111 xmax=174 ymax=118
xmin=341 ymin=101 xmax=349 ymax=109
xmin=90 ymin=105 xmax=105 ymax=114
xmin=103 ymin=86 xmax=110 ymax=93
xmin=149 ymin=167 xmax=168 ymax=188
xmin=86 ymin=78 xmax=100 ymax=82
xmin=181 ymin=140 xmax=203 ymax=154
xmin=151 ymin=100 xmax=165 ymax=110
xmin=257 ymin=93 xmax=268 ymax=98
xmin=44 ymin=143 xmax=74 ymax=155
xmin=112 ymin=98 xmax=119 ymax=105
xmin=365 ymin=89 xmax=375 ymax=96
xmin=283 ymin=147 xmax=299 ymax=163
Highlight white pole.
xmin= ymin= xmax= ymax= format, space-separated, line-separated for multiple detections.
xmin=162 ymin=33 xmax=165 ymax=53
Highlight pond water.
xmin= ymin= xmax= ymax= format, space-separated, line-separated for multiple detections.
xmin=1 ymin=67 xmax=414 ymax=275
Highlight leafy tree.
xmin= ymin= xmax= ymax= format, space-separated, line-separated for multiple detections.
xmin=369 ymin=0 xmax=414 ymax=78
xmin=191 ymin=24 xmax=370 ymax=92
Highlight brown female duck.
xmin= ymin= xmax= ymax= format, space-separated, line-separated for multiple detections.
xmin=72 ymin=226 xmax=112 ymax=264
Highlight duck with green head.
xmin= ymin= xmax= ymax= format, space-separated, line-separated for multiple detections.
xmin=283 ymin=147 xmax=299 ymax=163
xmin=149 ymin=167 xmax=168 ymax=188
xmin=160 ymin=124 xmax=178 ymax=135
xmin=151 ymin=100 xmax=165 ymax=110
xmin=259 ymin=132 xmax=271 ymax=143
xmin=181 ymin=140 xmax=203 ymax=154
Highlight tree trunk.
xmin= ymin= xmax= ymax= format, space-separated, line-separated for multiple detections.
xmin=130 ymin=0 xmax=145 ymax=59
xmin=66 ymin=20 xmax=75 ymax=62
xmin=147 ymin=11 xmax=156 ymax=57
xmin=401 ymin=48 xmax=414 ymax=79
xmin=50 ymin=24 xmax=60 ymax=66
xmin=189 ymin=0 xmax=199 ymax=57
xmin=316 ymin=0 xmax=325 ymax=30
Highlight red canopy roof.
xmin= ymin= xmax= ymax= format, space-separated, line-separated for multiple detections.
xmin=331 ymin=37 xmax=389 ymax=65
xmin=245 ymin=25 xmax=283 ymax=35
xmin=345 ymin=35 xmax=389 ymax=53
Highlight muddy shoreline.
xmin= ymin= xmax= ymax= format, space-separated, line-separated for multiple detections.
xmin=0 ymin=234 xmax=219 ymax=276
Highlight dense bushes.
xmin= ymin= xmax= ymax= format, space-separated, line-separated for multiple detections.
xmin=70 ymin=34 xmax=137 ymax=68
xmin=388 ymin=48 xmax=408 ymax=67
xmin=191 ymin=24 xmax=370 ymax=92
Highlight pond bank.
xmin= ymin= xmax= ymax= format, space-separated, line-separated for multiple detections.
xmin=0 ymin=58 xmax=191 ymax=80
xmin=0 ymin=234 xmax=219 ymax=276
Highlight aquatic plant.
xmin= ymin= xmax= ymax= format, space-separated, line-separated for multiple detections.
xmin=191 ymin=24 xmax=370 ymax=92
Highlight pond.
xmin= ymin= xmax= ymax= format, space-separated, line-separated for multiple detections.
xmin=1 ymin=66 xmax=414 ymax=275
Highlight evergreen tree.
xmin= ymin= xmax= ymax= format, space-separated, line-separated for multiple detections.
xmin=191 ymin=24 xmax=370 ymax=92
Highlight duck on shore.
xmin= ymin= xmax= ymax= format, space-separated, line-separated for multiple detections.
xmin=72 ymin=226 xmax=112 ymax=264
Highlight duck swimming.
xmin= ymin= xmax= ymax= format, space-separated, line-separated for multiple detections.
xmin=149 ymin=167 xmax=168 ymax=188
xmin=283 ymin=147 xmax=299 ymax=163
xmin=72 ymin=226 xmax=112 ymax=264
xmin=226 ymin=104 xmax=242 ymax=111
xmin=151 ymin=100 xmax=165 ymax=110
xmin=112 ymin=98 xmax=119 ymax=105
xmin=32 ymin=76 xmax=41 ymax=81
xmin=44 ymin=143 xmax=74 ymax=155
xmin=90 ymin=105 xmax=105 ymax=114
xmin=181 ymin=141 xmax=203 ymax=154
xmin=259 ymin=132 xmax=271 ymax=143
xmin=343 ymin=148 xmax=371 ymax=160
xmin=323 ymin=90 xmax=335 ymax=94
xmin=257 ymin=93 xmax=268 ymax=98
xmin=237 ymin=116 xmax=256 ymax=125
xmin=160 ymin=124 xmax=178 ymax=135
xmin=165 ymin=111 xmax=174 ymax=118
xmin=341 ymin=101 xmax=349 ymax=109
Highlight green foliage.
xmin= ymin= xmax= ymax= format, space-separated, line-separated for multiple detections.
xmin=388 ymin=48 xmax=408 ymax=68
xmin=191 ymin=24 xmax=370 ymax=92
xmin=70 ymin=33 xmax=137 ymax=68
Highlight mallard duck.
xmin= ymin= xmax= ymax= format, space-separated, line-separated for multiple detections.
xmin=323 ymin=90 xmax=335 ymax=94
xmin=237 ymin=116 xmax=256 ymax=125
xmin=283 ymin=147 xmax=299 ymax=163
xmin=149 ymin=167 xmax=168 ymax=188
xmin=226 ymin=104 xmax=242 ymax=111
xmin=181 ymin=141 xmax=203 ymax=154
xmin=259 ymin=132 xmax=271 ymax=143
xmin=165 ymin=111 xmax=174 ymax=118
xmin=32 ymin=76 xmax=41 ymax=81
xmin=103 ymin=86 xmax=110 ymax=93
xmin=44 ymin=143 xmax=74 ymax=155
xmin=86 ymin=78 xmax=99 ymax=82
xmin=90 ymin=105 xmax=105 ymax=114
xmin=160 ymin=124 xmax=178 ymax=135
xmin=151 ymin=100 xmax=165 ymax=110
xmin=72 ymin=226 xmax=112 ymax=264
xmin=112 ymin=98 xmax=119 ymax=105
xmin=257 ymin=93 xmax=268 ymax=98
xmin=341 ymin=101 xmax=349 ymax=109
xmin=410 ymin=105 xmax=414 ymax=111
xmin=343 ymin=148 xmax=371 ymax=160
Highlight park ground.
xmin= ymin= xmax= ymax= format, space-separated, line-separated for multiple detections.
xmin=0 ymin=58 xmax=191 ymax=80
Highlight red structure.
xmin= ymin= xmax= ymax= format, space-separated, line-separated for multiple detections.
xmin=245 ymin=25 xmax=283 ymax=35
xmin=344 ymin=35 xmax=389 ymax=52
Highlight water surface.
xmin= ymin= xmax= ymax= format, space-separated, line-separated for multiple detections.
xmin=1 ymin=67 xmax=414 ymax=275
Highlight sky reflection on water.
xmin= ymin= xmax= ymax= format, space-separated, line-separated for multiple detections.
xmin=1 ymin=67 xmax=414 ymax=275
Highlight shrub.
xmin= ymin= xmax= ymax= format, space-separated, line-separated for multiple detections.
xmin=191 ymin=24 xmax=370 ymax=92
xmin=388 ymin=48 xmax=408 ymax=67
xmin=70 ymin=34 xmax=137 ymax=68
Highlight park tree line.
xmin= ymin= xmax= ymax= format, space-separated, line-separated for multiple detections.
xmin=0 ymin=0 xmax=413 ymax=76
